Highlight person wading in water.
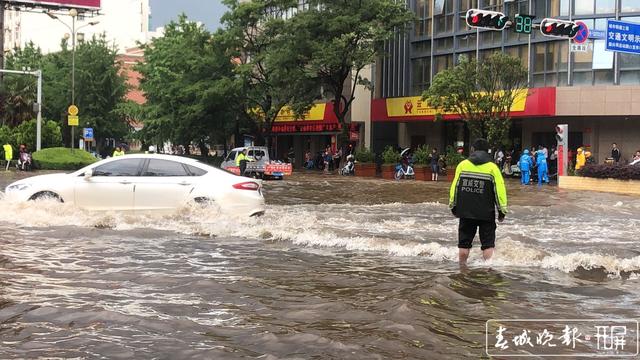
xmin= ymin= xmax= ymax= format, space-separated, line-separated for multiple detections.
xmin=449 ymin=138 xmax=508 ymax=266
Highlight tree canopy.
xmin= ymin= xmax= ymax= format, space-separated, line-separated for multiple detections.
xmin=1 ymin=38 xmax=130 ymax=148
xmin=287 ymin=0 xmax=414 ymax=142
xmin=137 ymin=15 xmax=240 ymax=151
xmin=423 ymin=53 xmax=529 ymax=149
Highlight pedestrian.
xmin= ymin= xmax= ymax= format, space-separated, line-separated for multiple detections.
xmin=430 ymin=147 xmax=440 ymax=181
xmin=333 ymin=146 xmax=343 ymax=171
xmin=611 ymin=143 xmax=621 ymax=163
xmin=449 ymin=138 xmax=508 ymax=266
xmin=630 ymin=150 xmax=640 ymax=166
xmin=236 ymin=148 xmax=250 ymax=176
xmin=112 ymin=146 xmax=125 ymax=157
xmin=575 ymin=147 xmax=586 ymax=171
xmin=549 ymin=146 xmax=558 ymax=175
xmin=518 ymin=149 xmax=533 ymax=185
xmin=536 ymin=146 xmax=548 ymax=186
xmin=494 ymin=147 xmax=504 ymax=169
xmin=3 ymin=143 xmax=13 ymax=171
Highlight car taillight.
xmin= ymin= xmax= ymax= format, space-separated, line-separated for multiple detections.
xmin=232 ymin=182 xmax=260 ymax=191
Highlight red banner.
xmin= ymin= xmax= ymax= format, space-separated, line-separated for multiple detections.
xmin=7 ymin=0 xmax=101 ymax=10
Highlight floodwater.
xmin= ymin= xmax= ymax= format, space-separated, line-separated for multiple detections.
xmin=1 ymin=171 xmax=639 ymax=359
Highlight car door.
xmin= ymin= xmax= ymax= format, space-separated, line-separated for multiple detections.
xmin=222 ymin=151 xmax=237 ymax=169
xmin=74 ymin=158 xmax=143 ymax=211
xmin=134 ymin=159 xmax=196 ymax=211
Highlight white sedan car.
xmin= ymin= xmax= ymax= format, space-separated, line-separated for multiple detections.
xmin=4 ymin=154 xmax=266 ymax=217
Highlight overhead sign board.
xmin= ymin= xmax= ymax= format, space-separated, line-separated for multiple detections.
xmin=606 ymin=19 xmax=640 ymax=55
xmin=5 ymin=0 xmax=100 ymax=10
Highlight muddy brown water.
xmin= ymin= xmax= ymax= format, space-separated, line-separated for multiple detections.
xmin=1 ymin=170 xmax=639 ymax=358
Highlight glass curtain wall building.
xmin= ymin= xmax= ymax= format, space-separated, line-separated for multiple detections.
xmin=372 ymin=0 xmax=640 ymax=163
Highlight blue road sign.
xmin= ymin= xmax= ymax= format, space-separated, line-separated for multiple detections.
xmin=83 ymin=128 xmax=94 ymax=141
xmin=606 ymin=19 xmax=640 ymax=54
xmin=589 ymin=29 xmax=606 ymax=39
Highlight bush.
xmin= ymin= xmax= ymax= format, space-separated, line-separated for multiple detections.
xmin=0 ymin=120 xmax=63 ymax=160
xmin=413 ymin=144 xmax=431 ymax=165
xmin=354 ymin=147 xmax=375 ymax=163
xmin=580 ymin=164 xmax=640 ymax=180
xmin=33 ymin=147 xmax=98 ymax=170
xmin=382 ymin=145 xmax=400 ymax=165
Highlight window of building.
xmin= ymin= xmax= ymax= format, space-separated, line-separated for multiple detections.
xmin=622 ymin=0 xmax=640 ymax=12
xmin=411 ymin=57 xmax=431 ymax=95
xmin=435 ymin=0 xmax=454 ymax=34
xmin=435 ymin=37 xmax=453 ymax=51
xmin=573 ymin=71 xmax=593 ymax=86
xmin=596 ymin=0 xmax=615 ymax=14
xmin=575 ymin=0 xmax=594 ymax=15
xmin=434 ymin=54 xmax=452 ymax=76
xmin=415 ymin=0 xmax=432 ymax=38
xmin=534 ymin=43 xmax=545 ymax=73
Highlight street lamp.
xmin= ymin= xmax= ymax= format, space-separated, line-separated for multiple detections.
xmin=46 ymin=10 xmax=99 ymax=149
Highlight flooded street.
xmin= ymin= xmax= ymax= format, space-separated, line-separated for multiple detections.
xmin=1 ymin=171 xmax=640 ymax=358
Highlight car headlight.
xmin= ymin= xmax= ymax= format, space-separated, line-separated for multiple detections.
xmin=6 ymin=183 xmax=31 ymax=192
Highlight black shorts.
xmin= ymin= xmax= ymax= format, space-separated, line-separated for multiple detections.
xmin=458 ymin=218 xmax=496 ymax=250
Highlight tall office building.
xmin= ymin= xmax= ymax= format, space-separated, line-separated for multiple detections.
xmin=372 ymin=0 xmax=640 ymax=163
xmin=3 ymin=0 xmax=152 ymax=54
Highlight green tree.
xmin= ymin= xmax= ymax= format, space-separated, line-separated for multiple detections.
xmin=287 ymin=0 xmax=414 ymax=144
xmin=221 ymin=0 xmax=319 ymax=149
xmin=137 ymin=15 xmax=240 ymax=153
xmin=0 ymin=42 xmax=45 ymax=127
xmin=2 ymin=38 xmax=129 ymax=149
xmin=422 ymin=53 xmax=528 ymax=149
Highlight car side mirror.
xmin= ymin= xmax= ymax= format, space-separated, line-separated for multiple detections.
xmin=84 ymin=169 xmax=94 ymax=180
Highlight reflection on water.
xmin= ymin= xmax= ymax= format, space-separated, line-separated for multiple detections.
xmin=0 ymin=172 xmax=639 ymax=358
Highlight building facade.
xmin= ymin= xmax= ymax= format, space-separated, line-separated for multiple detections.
xmin=3 ymin=0 xmax=152 ymax=54
xmin=373 ymin=0 xmax=640 ymax=163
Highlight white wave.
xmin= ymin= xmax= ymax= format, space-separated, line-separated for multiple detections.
xmin=1 ymin=199 xmax=639 ymax=276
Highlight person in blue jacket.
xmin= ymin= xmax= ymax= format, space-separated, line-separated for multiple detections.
xmin=518 ymin=149 xmax=533 ymax=185
xmin=536 ymin=146 xmax=548 ymax=186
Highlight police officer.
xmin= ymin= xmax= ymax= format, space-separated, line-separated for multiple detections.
xmin=449 ymin=138 xmax=508 ymax=265
xmin=236 ymin=148 xmax=249 ymax=176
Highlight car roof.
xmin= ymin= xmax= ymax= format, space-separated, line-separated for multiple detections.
xmin=230 ymin=147 xmax=268 ymax=152
xmin=106 ymin=154 xmax=201 ymax=164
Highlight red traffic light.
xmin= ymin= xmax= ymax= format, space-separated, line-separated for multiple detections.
xmin=465 ymin=9 xmax=508 ymax=31
xmin=540 ymin=18 xmax=579 ymax=38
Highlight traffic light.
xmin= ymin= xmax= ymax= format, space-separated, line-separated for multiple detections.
xmin=465 ymin=9 xmax=509 ymax=31
xmin=540 ymin=18 xmax=580 ymax=38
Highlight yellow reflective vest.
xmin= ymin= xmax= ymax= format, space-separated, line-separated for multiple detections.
xmin=3 ymin=144 xmax=12 ymax=161
xmin=236 ymin=152 xmax=247 ymax=166
xmin=449 ymin=151 xmax=508 ymax=221
xmin=113 ymin=150 xmax=125 ymax=157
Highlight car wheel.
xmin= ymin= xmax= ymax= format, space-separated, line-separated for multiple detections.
xmin=29 ymin=191 xmax=63 ymax=202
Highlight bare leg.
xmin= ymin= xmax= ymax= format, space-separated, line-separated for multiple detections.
xmin=482 ymin=247 xmax=494 ymax=261
xmin=458 ymin=248 xmax=470 ymax=265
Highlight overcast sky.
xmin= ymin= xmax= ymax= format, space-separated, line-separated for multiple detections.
xmin=149 ymin=0 xmax=227 ymax=31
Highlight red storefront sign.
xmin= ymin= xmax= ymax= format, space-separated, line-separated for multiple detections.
xmin=7 ymin=0 xmax=100 ymax=10
xmin=271 ymin=101 xmax=361 ymax=134
xmin=371 ymin=87 xmax=557 ymax=122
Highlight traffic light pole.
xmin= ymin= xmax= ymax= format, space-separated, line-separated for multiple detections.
xmin=527 ymin=0 xmax=532 ymax=86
